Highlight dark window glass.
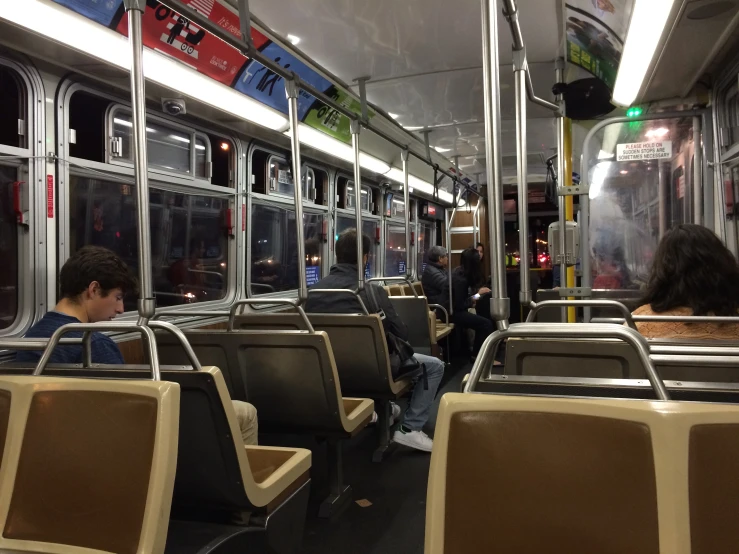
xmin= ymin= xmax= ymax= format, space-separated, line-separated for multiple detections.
xmin=385 ymin=224 xmax=407 ymax=277
xmin=69 ymin=175 xmax=229 ymax=309
xmin=0 ymin=66 xmax=25 ymax=149
xmin=250 ymin=204 xmax=325 ymax=295
xmin=335 ymin=216 xmax=378 ymax=278
xmin=418 ymin=222 xmax=433 ymax=276
xmin=0 ymin=165 xmax=19 ymax=329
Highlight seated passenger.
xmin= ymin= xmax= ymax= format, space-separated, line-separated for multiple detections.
xmin=16 ymin=246 xmax=258 ymax=445
xmin=452 ymin=248 xmax=494 ymax=357
xmin=633 ymin=224 xmax=739 ymax=340
xmin=305 ymin=229 xmax=444 ymax=453
xmin=422 ymin=246 xmax=450 ymax=314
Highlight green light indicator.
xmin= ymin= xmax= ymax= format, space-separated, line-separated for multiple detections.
xmin=626 ymin=106 xmax=643 ymax=118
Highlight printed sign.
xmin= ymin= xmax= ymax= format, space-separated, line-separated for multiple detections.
xmin=677 ymin=174 xmax=685 ymax=199
xmin=234 ymin=41 xmax=332 ymax=119
xmin=398 ymin=260 xmax=406 ymax=275
xmin=46 ymin=175 xmax=54 ymax=218
xmin=306 ymin=265 xmax=320 ymax=287
xmin=365 ymin=263 xmax=371 ymax=280
xmin=422 ymin=262 xmax=427 ymax=273
xmin=277 ymin=169 xmax=293 ymax=186
xmin=303 ymin=85 xmax=373 ymax=144
xmin=116 ymin=0 xmax=268 ymax=86
xmin=616 ymin=141 xmax=672 ymax=162
xmin=565 ymin=0 xmax=632 ymax=90
xmin=53 ymin=0 xmax=124 ymax=27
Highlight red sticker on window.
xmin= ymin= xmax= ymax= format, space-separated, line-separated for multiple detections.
xmin=46 ymin=174 xmax=54 ymax=218
xmin=242 ymin=203 xmax=246 ymax=231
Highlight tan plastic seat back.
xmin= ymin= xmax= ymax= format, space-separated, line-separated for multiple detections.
xmin=427 ymin=392 xmax=739 ymax=554
xmin=412 ymin=281 xmax=425 ymax=297
xmin=157 ymin=330 xmax=353 ymax=434
xmin=233 ymin=313 xmax=409 ymax=397
xmin=0 ymin=376 xmax=179 ymax=554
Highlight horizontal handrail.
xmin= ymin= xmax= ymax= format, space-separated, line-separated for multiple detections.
xmin=428 ymin=304 xmax=450 ymax=326
xmin=527 ymin=300 xmax=636 ymax=328
xmin=634 ymin=315 xmax=739 ymax=323
xmin=0 ymin=337 xmax=85 ymax=349
xmin=651 ymin=354 xmax=739 ymax=367
xmin=464 ymin=323 xmax=668 ymax=400
xmin=228 ymin=298 xmax=314 ymax=332
xmin=33 ymin=322 xmax=161 ymax=380
xmin=148 ymin=320 xmax=202 ymax=371
xmin=307 ymin=289 xmax=370 ymax=315
xmin=152 ymin=311 xmax=229 ymax=320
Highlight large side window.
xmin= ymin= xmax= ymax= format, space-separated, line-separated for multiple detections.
xmin=250 ymin=204 xmax=325 ymax=295
xmin=335 ymin=216 xmax=379 ymax=277
xmin=385 ymin=224 xmax=407 ymax=277
xmin=418 ymin=221 xmax=434 ymax=277
xmin=68 ymin=177 xmax=229 ymax=309
xmin=0 ymin=165 xmax=19 ymax=329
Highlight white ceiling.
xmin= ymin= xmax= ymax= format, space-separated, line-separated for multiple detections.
xmin=245 ymin=0 xmax=564 ymax=185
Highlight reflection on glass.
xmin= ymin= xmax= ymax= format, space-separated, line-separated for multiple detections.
xmin=418 ymin=222 xmax=433 ymax=277
xmin=385 ymin=224 xmax=407 ymax=277
xmin=69 ymin=176 xmax=229 ymax=309
xmin=346 ymin=182 xmax=370 ymax=212
xmin=250 ymin=204 xmax=324 ymax=295
xmin=113 ymin=111 xmax=192 ymax=174
xmin=268 ymin=158 xmax=316 ymax=201
xmin=586 ymin=118 xmax=698 ymax=289
xmin=195 ymin=136 xmax=207 ymax=178
xmin=335 ymin=216 xmax=378 ymax=277
xmin=0 ymin=165 xmax=19 ymax=329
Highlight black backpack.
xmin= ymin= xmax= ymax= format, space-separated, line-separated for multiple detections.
xmin=364 ymin=284 xmax=428 ymax=389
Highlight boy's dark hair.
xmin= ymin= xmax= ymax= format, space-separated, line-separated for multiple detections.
xmin=335 ymin=229 xmax=371 ymax=265
xmin=60 ymin=246 xmax=137 ymax=299
xmin=641 ymin=224 xmax=739 ymax=316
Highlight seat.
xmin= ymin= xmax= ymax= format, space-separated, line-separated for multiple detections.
xmin=412 ymin=281 xmax=425 ymax=297
xmin=0 ymin=375 xmax=179 ymax=554
xmin=427 ymin=392 xmax=739 ymax=554
xmin=155 ymin=330 xmax=373 ymax=518
xmin=388 ymin=295 xmax=440 ymax=356
xmin=234 ymin=312 xmax=413 ymax=462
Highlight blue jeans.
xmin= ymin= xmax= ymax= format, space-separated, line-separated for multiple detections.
xmin=402 ymin=353 xmax=445 ymax=431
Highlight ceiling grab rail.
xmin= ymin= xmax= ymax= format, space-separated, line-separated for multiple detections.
xmin=157 ymin=0 xmax=483 ymax=195
xmin=350 ymin=120 xmax=365 ymax=293
xmin=526 ymin=299 xmax=636 ymax=328
xmin=123 ymin=0 xmax=155 ymax=323
xmin=285 ymin=79 xmax=309 ymax=305
xmin=33 ymin=322 xmax=161 ymax=380
xmin=513 ymin=47 xmax=531 ymax=309
xmin=481 ymin=0 xmax=509 ymax=330
xmin=227 ymin=298 xmax=314 ymax=333
xmin=463 ymin=323 xmax=669 ymax=400
xmin=366 ymin=276 xmax=419 ymax=298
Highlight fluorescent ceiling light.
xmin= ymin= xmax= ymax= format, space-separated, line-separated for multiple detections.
xmin=287 ymin=34 xmax=301 ymax=45
xmin=384 ymin=167 xmax=453 ymax=203
xmin=4 ymin=0 xmax=288 ymax=131
xmin=597 ymin=149 xmax=614 ymax=159
xmin=434 ymin=146 xmax=451 ymax=153
xmin=612 ymin=0 xmax=677 ymax=106
xmin=169 ymin=135 xmax=191 ymax=144
xmin=289 ymin=124 xmax=390 ymax=175
xmin=388 ymin=113 xmax=400 ymax=120
xmin=645 ymin=127 xmax=669 ymax=138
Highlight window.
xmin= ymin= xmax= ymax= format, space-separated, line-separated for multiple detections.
xmin=250 ymin=204 xmax=325 ymax=295
xmin=385 ymin=224 xmax=407 ymax=277
xmin=109 ymin=109 xmax=210 ymax=179
xmin=0 ymin=66 xmax=26 ymax=149
xmin=251 ymin=150 xmax=317 ymax=201
xmin=346 ymin=182 xmax=372 ymax=212
xmin=335 ymin=216 xmax=379 ymax=277
xmin=68 ymin=176 xmax=229 ymax=310
xmin=418 ymin=221 xmax=434 ymax=277
xmin=0 ymin=165 xmax=19 ymax=329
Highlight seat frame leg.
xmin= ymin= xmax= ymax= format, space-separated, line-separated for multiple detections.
xmin=318 ymin=439 xmax=352 ymax=519
xmin=372 ymin=399 xmax=398 ymax=463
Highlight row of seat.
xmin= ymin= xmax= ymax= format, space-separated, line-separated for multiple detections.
xmin=426 ymin=391 xmax=739 ymax=553
xmin=0 ymin=364 xmax=313 ymax=554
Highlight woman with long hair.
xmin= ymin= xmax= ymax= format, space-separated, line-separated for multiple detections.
xmin=633 ymin=224 xmax=739 ymax=339
xmin=452 ymin=247 xmax=493 ymax=357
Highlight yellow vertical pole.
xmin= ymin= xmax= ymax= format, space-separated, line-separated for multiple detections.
xmin=564 ymin=117 xmax=575 ymax=323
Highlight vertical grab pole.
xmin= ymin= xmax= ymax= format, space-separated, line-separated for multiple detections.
xmin=564 ymin=118 xmax=576 ymax=323
xmin=124 ymin=0 xmax=155 ymax=321
xmin=693 ymin=116 xmax=703 ymax=224
xmin=286 ymin=80 xmax=308 ymax=303
xmin=351 ymin=120 xmax=365 ymax=291
xmin=555 ymin=59 xmax=567 ymax=323
xmin=446 ymin=205 xmax=457 ymax=316
xmin=402 ymin=149 xmax=411 ymax=280
xmin=481 ymin=0 xmax=510 ymax=330
xmin=513 ymin=49 xmax=531 ymax=307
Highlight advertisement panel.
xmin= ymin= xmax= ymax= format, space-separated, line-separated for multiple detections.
xmin=53 ymin=0 xmax=123 ymax=27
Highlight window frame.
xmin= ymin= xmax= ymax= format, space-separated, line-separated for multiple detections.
xmin=57 ymin=80 xmax=240 ymax=317
xmin=0 ymin=55 xmax=44 ymax=338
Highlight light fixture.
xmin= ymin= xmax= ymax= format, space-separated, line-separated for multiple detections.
xmin=434 ymin=146 xmax=451 ymax=153
xmin=3 ymin=0 xmax=289 ymax=131
xmin=388 ymin=113 xmax=400 ymax=120
xmin=220 ymin=142 xmax=230 ymax=151
xmin=626 ymin=106 xmax=644 ymax=118
xmin=612 ymin=0 xmax=677 ymax=106
xmin=645 ymin=127 xmax=669 ymax=138
xmin=287 ymin=34 xmax=301 ymax=45
xmin=620 ymin=170 xmax=629 ymax=175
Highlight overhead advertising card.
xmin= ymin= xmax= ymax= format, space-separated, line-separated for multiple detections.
xmin=52 ymin=0 xmax=124 ymax=27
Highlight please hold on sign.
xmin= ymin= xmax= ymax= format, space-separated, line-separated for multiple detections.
xmin=616 ymin=141 xmax=672 ymax=162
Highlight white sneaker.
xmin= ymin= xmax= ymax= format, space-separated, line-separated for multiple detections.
xmin=370 ymin=402 xmax=401 ymax=425
xmin=393 ymin=428 xmax=433 ymax=452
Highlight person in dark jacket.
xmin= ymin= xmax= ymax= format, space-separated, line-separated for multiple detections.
xmin=452 ymin=247 xmax=494 ymax=357
xmin=421 ymin=246 xmax=449 ymax=310
xmin=305 ymin=229 xmax=444 ymax=453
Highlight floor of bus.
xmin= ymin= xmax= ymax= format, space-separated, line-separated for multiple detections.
xmin=262 ymin=357 xmax=470 ymax=554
